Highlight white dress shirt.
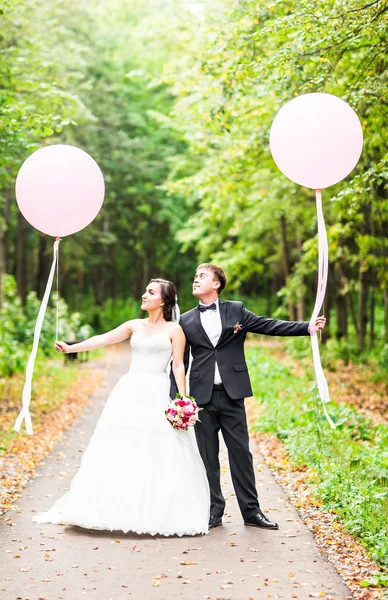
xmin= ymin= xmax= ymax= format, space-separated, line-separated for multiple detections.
xmin=199 ymin=298 xmax=222 ymax=384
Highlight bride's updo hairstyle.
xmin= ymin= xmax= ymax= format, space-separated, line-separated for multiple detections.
xmin=149 ymin=279 xmax=177 ymax=322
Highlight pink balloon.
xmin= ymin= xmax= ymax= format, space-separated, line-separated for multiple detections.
xmin=15 ymin=144 xmax=105 ymax=237
xmin=269 ymin=93 xmax=363 ymax=189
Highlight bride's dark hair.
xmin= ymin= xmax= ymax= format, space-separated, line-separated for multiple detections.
xmin=149 ymin=279 xmax=177 ymax=322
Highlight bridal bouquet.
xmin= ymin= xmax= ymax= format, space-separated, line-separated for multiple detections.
xmin=165 ymin=394 xmax=201 ymax=430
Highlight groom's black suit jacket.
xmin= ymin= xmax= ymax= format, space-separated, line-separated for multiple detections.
xmin=171 ymin=300 xmax=309 ymax=405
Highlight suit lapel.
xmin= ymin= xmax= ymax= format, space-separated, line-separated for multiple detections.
xmin=193 ymin=307 xmax=213 ymax=347
xmin=216 ymin=300 xmax=227 ymax=346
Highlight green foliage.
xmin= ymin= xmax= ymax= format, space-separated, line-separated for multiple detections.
xmin=81 ymin=297 xmax=140 ymax=332
xmin=247 ymin=344 xmax=388 ymax=568
xmin=0 ymin=0 xmax=198 ymax=320
xmin=0 ymin=275 xmax=27 ymax=375
xmin=164 ymin=0 xmax=388 ymax=338
xmin=285 ymin=334 xmax=388 ymax=376
xmin=0 ymin=275 xmax=93 ymax=376
xmin=1 ymin=0 xmax=387 ymax=358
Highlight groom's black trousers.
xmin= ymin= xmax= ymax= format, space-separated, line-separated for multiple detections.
xmin=195 ymin=385 xmax=260 ymax=520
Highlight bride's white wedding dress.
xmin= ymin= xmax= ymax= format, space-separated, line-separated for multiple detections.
xmin=33 ymin=332 xmax=210 ymax=536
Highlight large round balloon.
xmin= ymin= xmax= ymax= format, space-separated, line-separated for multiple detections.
xmin=269 ymin=93 xmax=363 ymax=189
xmin=16 ymin=144 xmax=105 ymax=237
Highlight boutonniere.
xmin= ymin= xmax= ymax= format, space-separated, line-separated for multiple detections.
xmin=233 ymin=322 xmax=242 ymax=334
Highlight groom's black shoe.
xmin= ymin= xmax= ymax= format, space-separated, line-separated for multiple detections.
xmin=209 ymin=515 xmax=223 ymax=529
xmin=244 ymin=510 xmax=279 ymax=530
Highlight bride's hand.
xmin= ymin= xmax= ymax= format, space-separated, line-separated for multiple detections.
xmin=55 ymin=341 xmax=70 ymax=354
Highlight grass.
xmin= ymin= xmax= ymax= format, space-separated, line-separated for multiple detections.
xmin=246 ymin=344 xmax=388 ymax=569
xmin=0 ymin=349 xmax=102 ymax=451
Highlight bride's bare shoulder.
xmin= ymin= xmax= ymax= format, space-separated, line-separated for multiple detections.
xmin=125 ymin=319 xmax=143 ymax=334
xmin=167 ymin=321 xmax=184 ymax=336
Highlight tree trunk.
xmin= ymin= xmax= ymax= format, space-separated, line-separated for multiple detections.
xmin=337 ymin=262 xmax=358 ymax=337
xmin=369 ymin=287 xmax=375 ymax=348
xmin=336 ymin=293 xmax=347 ymax=339
xmin=334 ymin=264 xmax=348 ymax=339
xmin=0 ymin=189 xmax=12 ymax=307
xmin=296 ymin=232 xmax=304 ymax=321
xmin=323 ymin=271 xmax=333 ymax=340
xmin=0 ymin=232 xmax=4 ymax=308
xmin=141 ymin=251 xmax=150 ymax=296
xmin=384 ymin=289 xmax=388 ymax=345
xmin=279 ymin=214 xmax=296 ymax=320
xmin=0 ymin=226 xmax=5 ymax=308
xmin=357 ymin=261 xmax=368 ymax=351
xmin=95 ymin=266 xmax=105 ymax=305
xmin=265 ymin=277 xmax=271 ymax=316
xmin=109 ymin=246 xmax=116 ymax=299
xmin=16 ymin=212 xmax=28 ymax=304
xmin=36 ymin=234 xmax=49 ymax=300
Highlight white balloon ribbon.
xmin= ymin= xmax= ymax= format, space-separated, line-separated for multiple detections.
xmin=309 ymin=190 xmax=336 ymax=429
xmin=14 ymin=239 xmax=60 ymax=435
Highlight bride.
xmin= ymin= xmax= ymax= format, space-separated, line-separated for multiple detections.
xmin=33 ymin=278 xmax=210 ymax=536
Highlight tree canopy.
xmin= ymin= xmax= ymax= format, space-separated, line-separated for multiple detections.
xmin=0 ymin=0 xmax=387 ymax=350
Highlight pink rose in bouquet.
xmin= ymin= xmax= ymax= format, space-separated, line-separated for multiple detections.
xmin=165 ymin=394 xmax=201 ymax=430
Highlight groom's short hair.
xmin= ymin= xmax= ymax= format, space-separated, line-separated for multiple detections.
xmin=196 ymin=263 xmax=227 ymax=295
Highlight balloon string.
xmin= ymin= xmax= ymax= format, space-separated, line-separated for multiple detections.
xmin=56 ymin=237 xmax=61 ymax=340
xmin=14 ymin=239 xmax=60 ymax=435
xmin=309 ymin=190 xmax=336 ymax=429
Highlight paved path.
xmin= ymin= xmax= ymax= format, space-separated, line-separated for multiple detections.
xmin=0 ymin=345 xmax=351 ymax=600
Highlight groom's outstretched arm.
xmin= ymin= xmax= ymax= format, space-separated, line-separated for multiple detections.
xmin=170 ymin=339 xmax=190 ymax=398
xmin=242 ymin=307 xmax=309 ymax=336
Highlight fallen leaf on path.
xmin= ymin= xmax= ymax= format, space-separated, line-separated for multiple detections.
xmin=0 ymin=368 xmax=103 ymax=517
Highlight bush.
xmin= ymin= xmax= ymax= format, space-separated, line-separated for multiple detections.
xmin=0 ymin=275 xmax=93 ymax=377
xmin=247 ymin=345 xmax=388 ymax=568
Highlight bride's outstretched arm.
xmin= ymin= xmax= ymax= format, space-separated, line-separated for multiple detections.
xmin=171 ymin=324 xmax=187 ymax=397
xmin=55 ymin=320 xmax=135 ymax=354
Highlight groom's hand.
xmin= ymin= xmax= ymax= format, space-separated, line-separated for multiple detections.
xmin=315 ymin=316 xmax=326 ymax=331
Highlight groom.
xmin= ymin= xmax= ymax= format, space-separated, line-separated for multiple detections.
xmin=171 ymin=263 xmax=326 ymax=530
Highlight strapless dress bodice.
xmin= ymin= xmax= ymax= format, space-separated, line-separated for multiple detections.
xmin=128 ymin=332 xmax=172 ymax=375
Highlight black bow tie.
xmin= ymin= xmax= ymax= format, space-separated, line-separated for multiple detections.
xmin=199 ymin=303 xmax=217 ymax=312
